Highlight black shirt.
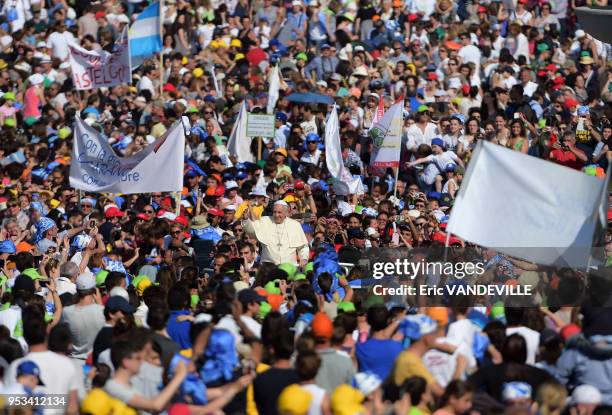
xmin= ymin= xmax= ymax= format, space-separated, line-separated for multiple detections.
xmin=468 ymin=362 xmax=554 ymax=401
xmin=253 ymin=368 xmax=300 ymax=415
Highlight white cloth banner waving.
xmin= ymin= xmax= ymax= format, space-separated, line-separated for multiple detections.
xmin=369 ymin=101 xmax=403 ymax=168
xmin=69 ymin=27 xmax=131 ymax=90
xmin=70 ymin=116 xmax=185 ymax=193
xmin=325 ymin=105 xmax=364 ymax=195
xmin=447 ymin=141 xmax=608 ymax=267
xmin=227 ymin=101 xmax=254 ymax=163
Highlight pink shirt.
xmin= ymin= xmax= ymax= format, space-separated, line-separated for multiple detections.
xmin=23 ymin=86 xmax=41 ymax=119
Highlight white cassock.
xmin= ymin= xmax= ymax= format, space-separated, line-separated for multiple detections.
xmin=244 ymin=216 xmax=309 ymax=265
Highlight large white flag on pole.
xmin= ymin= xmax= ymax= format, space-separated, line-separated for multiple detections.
xmin=325 ymin=105 xmax=343 ymax=178
xmin=70 ymin=116 xmax=185 ymax=193
xmin=227 ymin=101 xmax=254 ymax=163
xmin=325 ymin=105 xmax=364 ymax=195
xmin=447 ymin=140 xmax=608 ymax=267
xmin=69 ymin=27 xmax=131 ymax=90
xmin=369 ymin=101 xmax=403 ymax=168
xmin=267 ymin=65 xmax=281 ymax=114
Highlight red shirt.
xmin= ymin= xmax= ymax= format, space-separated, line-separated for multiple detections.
xmin=549 ymin=149 xmax=585 ymax=170
xmin=246 ymin=48 xmax=268 ymax=66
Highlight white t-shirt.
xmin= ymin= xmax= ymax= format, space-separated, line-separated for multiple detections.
xmin=506 ymin=326 xmax=540 ymax=365
xmin=302 ymin=383 xmax=326 ymax=415
xmin=240 ymin=315 xmax=262 ymax=339
xmin=4 ymin=351 xmax=79 ymax=397
xmin=0 ymin=306 xmax=22 ymax=338
xmin=458 ymin=45 xmax=481 ymax=71
xmin=46 ymin=31 xmax=76 ymax=61
xmin=406 ymin=123 xmax=438 ymax=151
xmin=137 ymin=75 xmax=155 ymax=97
xmin=422 ymin=151 xmax=460 ymax=184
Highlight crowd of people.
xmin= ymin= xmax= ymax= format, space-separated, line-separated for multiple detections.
xmin=0 ymin=0 xmax=608 ymax=414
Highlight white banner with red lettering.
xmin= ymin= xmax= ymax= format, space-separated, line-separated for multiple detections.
xmin=68 ymin=27 xmax=131 ymax=90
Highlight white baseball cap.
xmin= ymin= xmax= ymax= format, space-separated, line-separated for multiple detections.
xmin=76 ymin=274 xmax=96 ymax=291
xmin=571 ymin=385 xmax=602 ymax=405
xmin=225 ymin=180 xmax=238 ymax=190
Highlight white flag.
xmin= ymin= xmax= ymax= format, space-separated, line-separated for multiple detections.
xmin=325 ymin=105 xmax=365 ymax=195
xmin=227 ymin=101 xmax=254 ymax=163
xmin=69 ymin=27 xmax=131 ymax=90
xmin=325 ymin=105 xmax=343 ymax=178
xmin=267 ymin=65 xmax=281 ymax=115
xmin=446 ymin=141 xmax=607 ymax=267
xmin=70 ymin=117 xmax=185 ymax=193
xmin=369 ymin=101 xmax=403 ymax=168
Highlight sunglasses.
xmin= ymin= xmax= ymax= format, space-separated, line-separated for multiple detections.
xmin=204 ymin=111 xmax=213 ymax=114
xmin=8 ymin=203 xmax=18 ymax=208
xmin=144 ymin=209 xmax=154 ymax=214
xmin=172 ymin=230 xmax=182 ymax=235
xmin=81 ymin=204 xmax=93 ymax=208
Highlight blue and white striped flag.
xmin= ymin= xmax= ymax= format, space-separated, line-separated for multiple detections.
xmin=129 ymin=2 xmax=162 ymax=69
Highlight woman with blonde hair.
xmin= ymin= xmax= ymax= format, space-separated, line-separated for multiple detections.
xmin=536 ymin=382 xmax=567 ymax=415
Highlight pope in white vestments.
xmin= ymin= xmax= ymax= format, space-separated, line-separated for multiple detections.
xmin=244 ymin=201 xmax=309 ymax=266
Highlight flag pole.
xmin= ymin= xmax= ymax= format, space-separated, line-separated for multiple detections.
xmin=158 ymin=0 xmax=164 ymax=98
xmin=393 ymin=167 xmax=399 ymax=197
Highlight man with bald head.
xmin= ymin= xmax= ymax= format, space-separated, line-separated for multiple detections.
xmin=244 ymin=200 xmax=309 ymax=266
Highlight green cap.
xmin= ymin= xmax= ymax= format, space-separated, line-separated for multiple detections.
xmin=538 ymin=119 xmax=547 ymax=129
xmin=131 ymin=274 xmax=149 ymax=288
xmin=96 ymin=270 xmax=109 ymax=287
xmin=336 ymin=87 xmax=349 ymax=98
xmin=25 ymin=116 xmax=37 ymax=126
xmin=290 ymin=273 xmax=306 ymax=282
xmin=363 ymin=295 xmax=384 ymax=309
xmin=4 ymin=118 xmax=16 ymax=128
xmin=3 ymin=92 xmax=15 ymax=101
xmin=58 ymin=127 xmax=71 ymax=139
xmin=417 ymin=105 xmax=429 ymax=113
xmin=186 ymin=107 xmax=199 ymax=114
xmin=337 ymin=301 xmax=356 ymax=313
xmin=304 ymin=262 xmax=314 ymax=273
xmin=536 ymin=43 xmax=550 ymax=52
xmin=191 ymin=294 xmax=200 ymax=308
xmin=580 ymin=51 xmax=591 ymax=57
xmin=256 ymin=160 xmax=266 ymax=169
xmin=21 ymin=268 xmax=45 ymax=280
xmin=264 ymin=280 xmax=281 ymax=295
xmin=258 ymin=301 xmax=272 ymax=319
xmin=490 ymin=301 xmax=505 ymax=320
xmin=296 ymin=52 xmax=308 ymax=61
xmin=278 ymin=263 xmax=297 ymax=279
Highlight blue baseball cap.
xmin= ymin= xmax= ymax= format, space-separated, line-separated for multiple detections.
xmin=431 ymin=137 xmax=445 ymax=148
xmin=0 ymin=240 xmax=16 ymax=254
xmin=17 ymin=361 xmax=44 ymax=385
xmin=302 ymin=224 xmax=313 ymax=234
xmin=306 ymin=133 xmax=320 ymax=143
xmin=236 ymin=171 xmax=248 ymax=180
xmin=450 ymin=113 xmax=465 ymax=124
xmin=276 ymin=112 xmax=288 ymax=122
xmin=184 ymin=170 xmax=200 ymax=178
xmin=427 ymin=191 xmax=441 ymax=201
xmin=445 ymin=164 xmax=456 ymax=172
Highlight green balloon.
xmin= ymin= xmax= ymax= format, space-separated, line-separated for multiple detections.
xmin=278 ymin=263 xmax=297 ymax=278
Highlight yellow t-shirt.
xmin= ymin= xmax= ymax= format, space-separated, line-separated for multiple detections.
xmin=393 ymin=350 xmax=435 ymax=386
xmin=235 ymin=201 xmax=264 ymax=221
xmin=246 ymin=363 xmax=271 ymax=415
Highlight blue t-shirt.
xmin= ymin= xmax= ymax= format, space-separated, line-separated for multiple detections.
xmin=167 ymin=310 xmax=193 ymax=349
xmin=355 ymin=338 xmax=403 ymax=381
